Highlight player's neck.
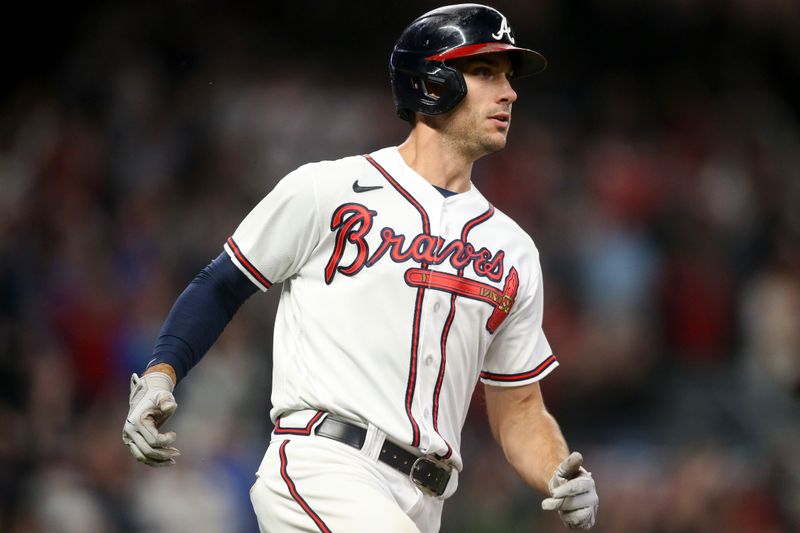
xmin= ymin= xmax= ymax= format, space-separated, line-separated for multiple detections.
xmin=397 ymin=129 xmax=474 ymax=194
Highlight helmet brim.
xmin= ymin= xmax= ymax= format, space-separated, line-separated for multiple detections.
xmin=425 ymin=43 xmax=547 ymax=78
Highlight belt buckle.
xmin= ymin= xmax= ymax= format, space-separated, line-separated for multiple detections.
xmin=409 ymin=455 xmax=451 ymax=497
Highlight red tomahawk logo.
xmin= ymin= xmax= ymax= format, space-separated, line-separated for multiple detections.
xmin=405 ymin=267 xmax=519 ymax=333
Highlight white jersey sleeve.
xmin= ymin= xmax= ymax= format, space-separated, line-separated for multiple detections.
xmin=479 ymin=255 xmax=557 ymax=387
xmin=224 ymin=164 xmax=322 ymax=290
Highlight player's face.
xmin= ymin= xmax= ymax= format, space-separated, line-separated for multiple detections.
xmin=432 ymin=53 xmax=518 ymax=158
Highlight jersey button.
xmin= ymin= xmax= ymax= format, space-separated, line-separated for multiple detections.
xmin=433 ymin=302 xmax=441 ymax=312
xmin=425 ymin=354 xmax=434 ymax=365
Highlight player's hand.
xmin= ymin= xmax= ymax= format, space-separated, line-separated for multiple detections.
xmin=541 ymin=452 xmax=598 ymax=529
xmin=122 ymin=372 xmax=181 ymax=467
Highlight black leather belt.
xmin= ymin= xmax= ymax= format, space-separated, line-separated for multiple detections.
xmin=314 ymin=416 xmax=452 ymax=497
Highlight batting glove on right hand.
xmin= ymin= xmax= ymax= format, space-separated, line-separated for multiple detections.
xmin=541 ymin=452 xmax=598 ymax=529
xmin=122 ymin=372 xmax=180 ymax=467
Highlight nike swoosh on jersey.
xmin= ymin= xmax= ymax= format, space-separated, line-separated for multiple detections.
xmin=352 ymin=180 xmax=383 ymax=193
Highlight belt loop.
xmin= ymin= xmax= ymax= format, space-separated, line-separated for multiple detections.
xmin=360 ymin=423 xmax=385 ymax=462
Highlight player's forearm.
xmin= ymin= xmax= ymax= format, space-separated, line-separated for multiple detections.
xmin=493 ymin=397 xmax=568 ymax=494
xmin=486 ymin=382 xmax=570 ymax=493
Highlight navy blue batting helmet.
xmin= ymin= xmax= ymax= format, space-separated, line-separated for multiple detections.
xmin=390 ymin=4 xmax=547 ymax=122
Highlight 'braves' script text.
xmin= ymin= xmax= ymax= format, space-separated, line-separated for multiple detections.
xmin=324 ymin=203 xmax=505 ymax=284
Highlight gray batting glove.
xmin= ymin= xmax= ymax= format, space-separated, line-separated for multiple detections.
xmin=122 ymin=372 xmax=181 ymax=467
xmin=541 ymin=452 xmax=598 ymax=529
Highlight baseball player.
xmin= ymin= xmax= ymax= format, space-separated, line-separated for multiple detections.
xmin=123 ymin=4 xmax=598 ymax=532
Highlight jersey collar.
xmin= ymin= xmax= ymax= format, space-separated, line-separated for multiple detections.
xmin=369 ymin=147 xmax=487 ymax=209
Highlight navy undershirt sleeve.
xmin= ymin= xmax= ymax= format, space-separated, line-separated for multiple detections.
xmin=147 ymin=252 xmax=259 ymax=383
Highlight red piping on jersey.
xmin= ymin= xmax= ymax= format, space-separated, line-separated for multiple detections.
xmin=363 ymin=155 xmax=431 ymax=235
xmin=433 ymin=207 xmax=495 ymax=459
xmin=278 ymin=441 xmax=332 ymax=533
xmin=436 ymin=292 xmax=458 ymax=459
xmin=364 ymin=154 xmax=426 ymax=448
xmin=226 ymin=237 xmax=273 ymax=289
xmin=274 ymin=410 xmax=325 ymax=435
xmin=480 ymin=354 xmax=558 ymax=382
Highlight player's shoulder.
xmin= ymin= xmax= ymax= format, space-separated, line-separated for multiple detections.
xmin=483 ymin=202 xmax=541 ymax=259
xmin=290 ymin=151 xmax=378 ymax=183
xmin=482 ymin=205 xmax=546 ymax=288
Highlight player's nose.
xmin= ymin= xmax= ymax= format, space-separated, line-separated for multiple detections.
xmin=498 ymin=77 xmax=517 ymax=105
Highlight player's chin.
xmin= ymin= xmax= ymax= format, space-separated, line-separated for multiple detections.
xmin=481 ymin=132 xmax=509 ymax=153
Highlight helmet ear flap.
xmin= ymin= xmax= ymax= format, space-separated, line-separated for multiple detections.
xmin=424 ymin=66 xmax=467 ymax=115
xmin=391 ymin=62 xmax=467 ymax=122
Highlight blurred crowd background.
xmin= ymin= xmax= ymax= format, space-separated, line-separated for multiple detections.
xmin=2 ymin=0 xmax=799 ymax=531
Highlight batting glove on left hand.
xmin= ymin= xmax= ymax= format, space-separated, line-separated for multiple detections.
xmin=541 ymin=452 xmax=598 ymax=529
xmin=122 ymin=372 xmax=180 ymax=467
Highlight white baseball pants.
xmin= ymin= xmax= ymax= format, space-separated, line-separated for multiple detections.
xmin=249 ymin=412 xmax=452 ymax=533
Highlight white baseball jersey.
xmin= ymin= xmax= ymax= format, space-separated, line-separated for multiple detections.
xmin=224 ymin=146 xmax=557 ymax=471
